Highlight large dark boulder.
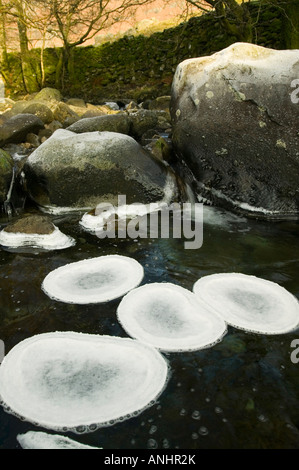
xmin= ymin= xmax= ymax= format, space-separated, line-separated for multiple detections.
xmin=0 ymin=114 xmax=44 ymax=147
xmin=170 ymin=43 xmax=299 ymax=220
xmin=24 ymin=129 xmax=179 ymax=211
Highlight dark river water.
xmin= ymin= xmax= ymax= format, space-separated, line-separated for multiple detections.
xmin=0 ymin=205 xmax=299 ymax=449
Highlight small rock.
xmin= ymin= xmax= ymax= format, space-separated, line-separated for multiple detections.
xmin=26 ymin=133 xmax=40 ymax=147
xmin=0 ymin=114 xmax=44 ymax=147
xmin=128 ymin=109 xmax=158 ymax=140
xmin=52 ymin=102 xmax=79 ymax=127
xmin=66 ymin=98 xmax=86 ymax=108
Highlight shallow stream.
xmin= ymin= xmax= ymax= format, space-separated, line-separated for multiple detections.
xmin=0 ymin=205 xmax=299 ymax=449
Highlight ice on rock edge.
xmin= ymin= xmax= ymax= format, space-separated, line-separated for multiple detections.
xmin=42 ymin=255 xmax=144 ymax=304
xmin=117 ymin=282 xmax=227 ymax=352
xmin=193 ymin=273 xmax=299 ymax=335
xmin=0 ymin=226 xmax=75 ymax=250
xmin=17 ymin=431 xmax=102 ymax=449
xmin=80 ymin=202 xmax=165 ymax=234
xmin=0 ymin=332 xmax=169 ymax=432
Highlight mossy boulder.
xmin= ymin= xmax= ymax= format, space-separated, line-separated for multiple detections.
xmin=52 ymin=102 xmax=79 ymax=127
xmin=171 ymin=43 xmax=299 ymax=220
xmin=128 ymin=109 xmax=159 ymax=140
xmin=0 ymin=114 xmax=44 ymax=147
xmin=24 ymin=129 xmax=179 ymax=211
xmin=3 ymin=214 xmax=55 ymax=235
xmin=21 ymin=102 xmax=54 ymax=124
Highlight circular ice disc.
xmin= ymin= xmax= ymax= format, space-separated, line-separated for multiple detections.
xmin=117 ymin=282 xmax=227 ymax=352
xmin=0 ymin=332 xmax=169 ymax=432
xmin=42 ymin=255 xmax=144 ymax=303
xmin=193 ymin=273 xmax=299 ymax=334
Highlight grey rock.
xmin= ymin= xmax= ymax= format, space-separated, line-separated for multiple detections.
xmin=67 ymin=113 xmax=130 ymax=135
xmin=52 ymin=102 xmax=79 ymax=127
xmin=24 ymin=129 xmax=178 ymax=210
xmin=3 ymin=214 xmax=55 ymax=235
xmin=21 ymin=102 xmax=54 ymax=124
xmin=0 ymin=114 xmax=44 ymax=147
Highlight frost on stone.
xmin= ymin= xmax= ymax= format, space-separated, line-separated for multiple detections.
xmin=116 ymin=282 xmax=227 ymax=352
xmin=0 ymin=332 xmax=169 ymax=432
xmin=193 ymin=273 xmax=299 ymax=334
xmin=80 ymin=202 xmax=164 ymax=234
xmin=17 ymin=431 xmax=102 ymax=449
xmin=42 ymin=255 xmax=144 ymax=304
xmin=0 ymin=226 xmax=75 ymax=251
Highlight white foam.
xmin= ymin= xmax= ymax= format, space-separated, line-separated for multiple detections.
xmin=0 ymin=226 xmax=75 ymax=250
xmin=193 ymin=273 xmax=299 ymax=334
xmin=117 ymin=282 xmax=227 ymax=352
xmin=42 ymin=255 xmax=144 ymax=304
xmin=17 ymin=431 xmax=101 ymax=449
xmin=0 ymin=332 xmax=169 ymax=432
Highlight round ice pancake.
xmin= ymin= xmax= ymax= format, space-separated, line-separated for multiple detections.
xmin=117 ymin=282 xmax=227 ymax=352
xmin=0 ymin=332 xmax=168 ymax=432
xmin=42 ymin=255 xmax=144 ymax=303
xmin=193 ymin=273 xmax=299 ymax=334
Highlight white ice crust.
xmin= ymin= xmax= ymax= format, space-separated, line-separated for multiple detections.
xmin=42 ymin=255 xmax=144 ymax=304
xmin=0 ymin=226 xmax=75 ymax=250
xmin=17 ymin=431 xmax=101 ymax=449
xmin=117 ymin=282 xmax=227 ymax=352
xmin=0 ymin=332 xmax=169 ymax=432
xmin=193 ymin=273 xmax=299 ymax=334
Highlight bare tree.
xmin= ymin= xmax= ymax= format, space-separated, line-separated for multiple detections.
xmin=31 ymin=0 xmax=157 ymax=88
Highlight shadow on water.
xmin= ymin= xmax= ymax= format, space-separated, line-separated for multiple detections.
xmin=0 ymin=205 xmax=299 ymax=449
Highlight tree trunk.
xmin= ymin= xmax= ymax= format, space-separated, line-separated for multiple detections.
xmin=55 ymin=44 xmax=75 ymax=90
